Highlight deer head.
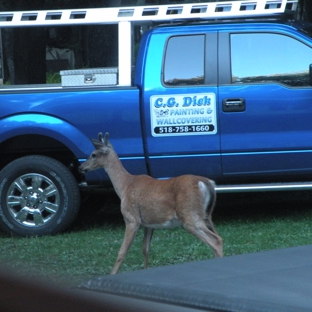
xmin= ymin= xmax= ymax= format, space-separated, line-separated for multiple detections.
xmin=79 ymin=132 xmax=112 ymax=173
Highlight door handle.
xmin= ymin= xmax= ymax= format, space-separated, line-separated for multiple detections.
xmin=222 ymin=98 xmax=245 ymax=112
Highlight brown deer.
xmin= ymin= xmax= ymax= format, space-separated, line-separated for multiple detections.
xmin=79 ymin=132 xmax=223 ymax=274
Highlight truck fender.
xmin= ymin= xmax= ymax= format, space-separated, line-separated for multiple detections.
xmin=0 ymin=113 xmax=94 ymax=158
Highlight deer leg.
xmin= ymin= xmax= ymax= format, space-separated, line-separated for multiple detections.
xmin=204 ymin=215 xmax=219 ymax=235
xmin=142 ymin=227 xmax=153 ymax=269
xmin=111 ymin=222 xmax=139 ymax=274
xmin=183 ymin=221 xmax=223 ymax=258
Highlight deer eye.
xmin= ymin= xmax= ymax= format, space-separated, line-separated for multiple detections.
xmin=91 ymin=153 xmax=97 ymax=159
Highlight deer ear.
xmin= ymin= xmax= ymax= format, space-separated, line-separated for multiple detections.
xmin=104 ymin=132 xmax=109 ymax=146
xmin=98 ymin=132 xmax=104 ymax=143
xmin=91 ymin=138 xmax=103 ymax=150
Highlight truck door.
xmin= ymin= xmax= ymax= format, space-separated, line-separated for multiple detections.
xmin=142 ymin=32 xmax=221 ymax=180
xmin=218 ymin=30 xmax=312 ymax=182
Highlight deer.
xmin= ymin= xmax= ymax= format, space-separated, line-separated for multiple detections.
xmin=79 ymin=132 xmax=223 ymax=274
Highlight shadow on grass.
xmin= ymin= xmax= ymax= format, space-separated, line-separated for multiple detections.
xmin=214 ymin=190 xmax=312 ymax=222
xmin=71 ymin=188 xmax=123 ymax=231
xmin=71 ymin=188 xmax=312 ymax=231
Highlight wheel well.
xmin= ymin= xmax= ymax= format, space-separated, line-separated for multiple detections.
xmin=0 ymin=134 xmax=81 ymax=180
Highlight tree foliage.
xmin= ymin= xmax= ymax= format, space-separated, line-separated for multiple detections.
xmin=296 ymin=0 xmax=312 ymax=22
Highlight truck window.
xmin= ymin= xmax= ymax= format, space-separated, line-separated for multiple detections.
xmin=231 ymin=33 xmax=312 ymax=87
xmin=164 ymin=35 xmax=204 ymax=86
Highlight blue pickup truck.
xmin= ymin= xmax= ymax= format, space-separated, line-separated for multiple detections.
xmin=0 ymin=0 xmax=310 ymax=236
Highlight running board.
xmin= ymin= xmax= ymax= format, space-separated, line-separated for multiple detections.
xmin=216 ymin=182 xmax=312 ymax=193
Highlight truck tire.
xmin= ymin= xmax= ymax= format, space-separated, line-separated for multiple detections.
xmin=0 ymin=155 xmax=80 ymax=236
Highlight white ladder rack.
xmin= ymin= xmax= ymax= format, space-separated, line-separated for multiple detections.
xmin=0 ymin=0 xmax=298 ymax=86
xmin=0 ymin=0 xmax=298 ymax=27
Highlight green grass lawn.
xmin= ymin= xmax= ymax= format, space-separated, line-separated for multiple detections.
xmin=0 ymin=190 xmax=311 ymax=287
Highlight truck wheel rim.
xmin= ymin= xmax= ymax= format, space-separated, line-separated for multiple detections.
xmin=6 ymin=173 xmax=60 ymax=228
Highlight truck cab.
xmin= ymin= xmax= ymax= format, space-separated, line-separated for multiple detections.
xmin=138 ymin=19 xmax=312 ymax=189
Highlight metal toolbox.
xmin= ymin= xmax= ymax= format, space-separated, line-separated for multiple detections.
xmin=60 ymin=68 xmax=118 ymax=87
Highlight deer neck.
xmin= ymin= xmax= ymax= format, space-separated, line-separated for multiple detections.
xmin=104 ymin=149 xmax=132 ymax=199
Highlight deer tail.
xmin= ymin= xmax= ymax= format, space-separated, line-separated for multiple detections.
xmin=205 ymin=179 xmax=217 ymax=216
